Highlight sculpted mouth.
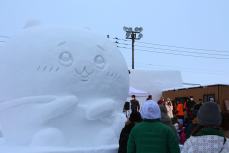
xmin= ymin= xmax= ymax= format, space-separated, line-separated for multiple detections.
xmin=80 ymin=76 xmax=89 ymax=82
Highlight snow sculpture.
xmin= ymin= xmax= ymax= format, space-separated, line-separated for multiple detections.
xmin=0 ymin=25 xmax=129 ymax=152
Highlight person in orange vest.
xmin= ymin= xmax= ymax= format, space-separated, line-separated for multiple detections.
xmin=176 ymin=101 xmax=185 ymax=125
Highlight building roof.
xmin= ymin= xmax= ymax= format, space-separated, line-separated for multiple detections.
xmin=163 ymin=84 xmax=229 ymax=92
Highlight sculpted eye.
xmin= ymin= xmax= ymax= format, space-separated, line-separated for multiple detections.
xmin=94 ymin=55 xmax=105 ymax=69
xmin=59 ymin=51 xmax=73 ymax=66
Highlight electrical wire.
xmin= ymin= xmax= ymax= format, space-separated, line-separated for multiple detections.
xmin=117 ymin=46 xmax=229 ymax=60
xmin=113 ymin=37 xmax=229 ymax=54
xmin=146 ymin=64 xmax=228 ymax=75
xmin=124 ymin=60 xmax=228 ymax=76
xmin=115 ymin=41 xmax=229 ymax=57
xmin=112 ymin=37 xmax=229 ymax=77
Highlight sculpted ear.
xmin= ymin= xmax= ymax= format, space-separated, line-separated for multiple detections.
xmin=23 ymin=20 xmax=41 ymax=29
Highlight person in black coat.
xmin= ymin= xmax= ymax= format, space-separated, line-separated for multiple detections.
xmin=118 ymin=111 xmax=142 ymax=153
xmin=130 ymin=95 xmax=140 ymax=112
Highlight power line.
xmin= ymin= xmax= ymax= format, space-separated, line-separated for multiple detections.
xmin=146 ymin=63 xmax=229 ymax=74
xmin=126 ymin=62 xmax=228 ymax=76
xmin=115 ymin=41 xmax=229 ymax=57
xmin=113 ymin=37 xmax=229 ymax=54
xmin=121 ymin=58 xmax=229 ymax=76
xmin=144 ymin=65 xmax=228 ymax=76
xmin=137 ymin=41 xmax=229 ymax=54
xmin=117 ymin=46 xmax=229 ymax=60
xmin=113 ymin=37 xmax=229 ymax=77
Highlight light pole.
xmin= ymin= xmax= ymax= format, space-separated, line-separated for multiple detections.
xmin=123 ymin=26 xmax=143 ymax=69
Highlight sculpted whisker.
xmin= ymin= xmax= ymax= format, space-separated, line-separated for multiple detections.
xmin=55 ymin=67 xmax=60 ymax=72
xmin=96 ymin=45 xmax=105 ymax=51
xmin=36 ymin=66 xmax=41 ymax=71
xmin=49 ymin=66 xmax=54 ymax=72
xmin=43 ymin=66 xmax=47 ymax=71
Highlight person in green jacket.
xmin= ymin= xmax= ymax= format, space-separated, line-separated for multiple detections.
xmin=127 ymin=100 xmax=180 ymax=153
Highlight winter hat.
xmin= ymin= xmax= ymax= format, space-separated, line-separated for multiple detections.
xmin=129 ymin=111 xmax=142 ymax=122
xmin=197 ymin=102 xmax=222 ymax=126
xmin=141 ymin=100 xmax=161 ymax=119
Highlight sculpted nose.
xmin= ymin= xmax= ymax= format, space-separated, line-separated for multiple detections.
xmin=74 ymin=62 xmax=94 ymax=75
xmin=80 ymin=66 xmax=89 ymax=77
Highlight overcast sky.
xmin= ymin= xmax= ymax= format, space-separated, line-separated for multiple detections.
xmin=1 ymin=0 xmax=229 ymax=85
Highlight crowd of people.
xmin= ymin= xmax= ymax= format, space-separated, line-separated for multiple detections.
xmin=119 ymin=95 xmax=229 ymax=153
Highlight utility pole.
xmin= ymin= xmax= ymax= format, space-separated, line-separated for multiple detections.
xmin=123 ymin=26 xmax=143 ymax=69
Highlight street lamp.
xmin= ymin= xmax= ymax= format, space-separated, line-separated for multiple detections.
xmin=123 ymin=26 xmax=143 ymax=69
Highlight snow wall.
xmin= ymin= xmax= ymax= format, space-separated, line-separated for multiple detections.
xmin=0 ymin=25 xmax=129 ymax=153
xmin=129 ymin=69 xmax=183 ymax=103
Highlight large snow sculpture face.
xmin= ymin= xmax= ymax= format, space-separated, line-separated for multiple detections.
xmin=0 ymin=26 xmax=129 ymax=148
xmin=0 ymin=27 xmax=129 ymax=103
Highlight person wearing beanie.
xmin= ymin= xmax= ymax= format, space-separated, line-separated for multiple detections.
xmin=118 ymin=111 xmax=142 ymax=153
xmin=182 ymin=102 xmax=229 ymax=153
xmin=127 ymin=100 xmax=180 ymax=153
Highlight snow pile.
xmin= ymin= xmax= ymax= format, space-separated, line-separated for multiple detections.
xmin=0 ymin=26 xmax=129 ymax=152
xmin=129 ymin=86 xmax=149 ymax=97
xmin=129 ymin=69 xmax=183 ymax=101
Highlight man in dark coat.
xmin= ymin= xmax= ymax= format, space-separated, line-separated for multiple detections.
xmin=130 ymin=95 xmax=140 ymax=112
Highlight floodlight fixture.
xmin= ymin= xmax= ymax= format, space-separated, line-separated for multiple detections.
xmin=126 ymin=32 xmax=131 ymax=38
xmin=134 ymin=27 xmax=143 ymax=32
xmin=138 ymin=33 xmax=143 ymax=39
xmin=123 ymin=26 xmax=143 ymax=69
xmin=123 ymin=26 xmax=128 ymax=32
xmin=128 ymin=27 xmax=133 ymax=32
